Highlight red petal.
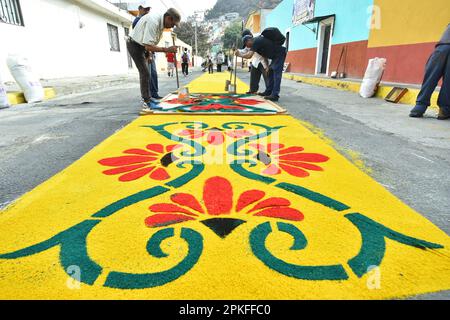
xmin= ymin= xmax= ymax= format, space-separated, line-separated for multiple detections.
xmin=248 ymin=197 xmax=291 ymax=213
xmin=149 ymin=204 xmax=198 ymax=217
xmin=262 ymin=164 xmax=281 ymax=175
xmin=145 ymin=214 xmax=195 ymax=228
xmin=233 ymin=98 xmax=262 ymax=105
xmin=207 ymin=131 xmax=225 ymax=146
xmin=254 ymin=207 xmax=304 ymax=221
xmin=272 ymin=146 xmax=305 ymax=155
xmin=119 ymin=167 xmax=155 ymax=182
xmin=278 ymin=153 xmax=329 ymax=162
xmin=203 ymin=177 xmax=233 ymax=216
xmin=146 ymin=144 xmax=165 ymax=154
xmin=99 ymin=156 xmax=157 ymax=167
xmin=267 ymin=144 xmax=285 ymax=153
xmin=103 ymin=163 xmax=148 ymax=175
xmin=279 ymin=164 xmax=310 ymax=178
xmin=150 ymin=168 xmax=170 ymax=180
xmin=179 ymin=130 xmax=204 ymax=139
xmin=171 ymin=193 xmax=205 ymax=214
xmin=281 ymin=161 xmax=324 ymax=171
xmin=226 ymin=130 xmax=253 ymax=138
xmin=236 ymin=190 xmax=266 ymax=212
xmin=123 ymin=149 xmax=157 ymax=156
xmin=166 ymin=145 xmax=183 ymax=152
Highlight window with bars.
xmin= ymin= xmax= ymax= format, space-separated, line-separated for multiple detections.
xmin=0 ymin=0 xmax=24 ymax=26
xmin=107 ymin=23 xmax=120 ymax=52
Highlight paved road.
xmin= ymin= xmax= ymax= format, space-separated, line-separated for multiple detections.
xmin=0 ymin=70 xmax=449 ymax=299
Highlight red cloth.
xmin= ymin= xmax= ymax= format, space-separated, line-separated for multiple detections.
xmin=166 ymin=52 xmax=175 ymax=63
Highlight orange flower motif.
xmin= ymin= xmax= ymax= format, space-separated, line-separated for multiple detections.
xmin=145 ymin=177 xmax=304 ymax=237
xmin=99 ymin=144 xmax=182 ymax=182
xmin=250 ymin=143 xmax=329 ymax=178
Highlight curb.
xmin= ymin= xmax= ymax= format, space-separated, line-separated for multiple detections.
xmin=283 ymin=74 xmax=439 ymax=110
xmin=7 ymin=88 xmax=56 ymax=105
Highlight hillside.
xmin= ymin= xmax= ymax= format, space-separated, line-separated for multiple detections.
xmin=205 ymin=0 xmax=282 ymax=20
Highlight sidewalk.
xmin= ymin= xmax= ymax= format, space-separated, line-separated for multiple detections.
xmin=283 ymin=72 xmax=441 ymax=110
xmin=5 ymin=73 xmax=139 ymax=105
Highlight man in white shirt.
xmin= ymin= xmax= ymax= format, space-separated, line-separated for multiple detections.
xmin=127 ymin=8 xmax=181 ymax=114
xmin=236 ymin=35 xmax=269 ymax=95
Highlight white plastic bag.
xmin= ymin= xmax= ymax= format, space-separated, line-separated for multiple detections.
xmin=359 ymin=57 xmax=386 ymax=98
xmin=0 ymin=72 xmax=10 ymax=108
xmin=6 ymin=54 xmax=44 ymax=103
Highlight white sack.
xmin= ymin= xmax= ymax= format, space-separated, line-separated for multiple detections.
xmin=6 ymin=54 xmax=44 ymax=103
xmin=360 ymin=57 xmax=387 ymax=98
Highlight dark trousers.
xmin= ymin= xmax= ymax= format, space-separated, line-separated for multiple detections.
xmin=182 ymin=63 xmax=189 ymax=75
xmin=250 ymin=63 xmax=269 ymax=93
xmin=217 ymin=64 xmax=222 ymax=72
xmin=149 ymin=54 xmax=159 ymax=98
xmin=265 ymin=47 xmax=287 ymax=97
xmin=416 ymin=44 xmax=450 ymax=113
xmin=208 ymin=65 xmax=214 ymax=73
xmin=127 ymin=39 xmax=150 ymax=102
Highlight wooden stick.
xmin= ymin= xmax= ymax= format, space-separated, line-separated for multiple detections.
xmin=172 ymin=33 xmax=180 ymax=89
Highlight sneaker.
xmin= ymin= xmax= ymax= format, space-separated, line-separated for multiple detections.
xmin=409 ymin=105 xmax=427 ymax=118
xmin=140 ymin=102 xmax=154 ymax=115
xmin=264 ymin=95 xmax=279 ymax=102
xmin=437 ymin=109 xmax=450 ymax=120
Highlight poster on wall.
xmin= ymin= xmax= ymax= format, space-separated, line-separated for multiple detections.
xmin=292 ymin=0 xmax=316 ymax=26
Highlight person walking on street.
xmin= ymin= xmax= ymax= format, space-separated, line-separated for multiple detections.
xmin=208 ymin=56 xmax=214 ymax=74
xmin=181 ymin=48 xmax=190 ymax=77
xmin=217 ymin=51 xmax=224 ymax=72
xmin=166 ymin=51 xmax=175 ymax=77
xmin=127 ymin=8 xmax=181 ymax=114
xmin=236 ymin=32 xmax=287 ymax=102
xmin=410 ymin=24 xmax=450 ymax=120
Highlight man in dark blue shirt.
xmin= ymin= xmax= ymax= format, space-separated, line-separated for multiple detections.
xmin=236 ymin=35 xmax=287 ymax=102
xmin=132 ymin=4 xmax=151 ymax=28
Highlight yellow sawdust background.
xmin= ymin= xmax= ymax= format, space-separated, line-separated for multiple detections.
xmin=0 ymin=74 xmax=449 ymax=300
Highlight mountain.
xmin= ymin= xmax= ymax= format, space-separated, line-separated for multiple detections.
xmin=205 ymin=0 xmax=282 ymax=20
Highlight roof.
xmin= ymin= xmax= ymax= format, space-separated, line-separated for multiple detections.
xmin=73 ymin=0 xmax=134 ymax=24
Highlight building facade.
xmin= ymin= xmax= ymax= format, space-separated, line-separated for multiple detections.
xmin=0 ymin=0 xmax=134 ymax=82
xmin=264 ymin=0 xmax=450 ymax=84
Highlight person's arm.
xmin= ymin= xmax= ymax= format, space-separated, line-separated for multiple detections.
xmin=144 ymin=44 xmax=177 ymax=53
xmin=236 ymin=49 xmax=254 ymax=60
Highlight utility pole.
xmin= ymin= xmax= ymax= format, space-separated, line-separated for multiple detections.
xmin=193 ymin=10 xmax=204 ymax=67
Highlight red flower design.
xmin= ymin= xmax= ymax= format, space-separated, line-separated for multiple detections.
xmin=145 ymin=176 xmax=304 ymax=228
xmin=99 ymin=144 xmax=182 ymax=182
xmin=232 ymin=98 xmax=263 ymax=106
xmin=250 ymin=143 xmax=329 ymax=178
xmin=190 ymin=104 xmax=246 ymax=111
xmin=178 ymin=128 xmax=253 ymax=146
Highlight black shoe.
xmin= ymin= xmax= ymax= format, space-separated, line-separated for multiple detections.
xmin=264 ymin=95 xmax=279 ymax=102
xmin=409 ymin=105 xmax=427 ymax=118
xmin=152 ymin=95 xmax=164 ymax=100
xmin=409 ymin=111 xmax=424 ymax=118
xmin=437 ymin=109 xmax=450 ymax=120
xmin=258 ymin=92 xmax=270 ymax=97
xmin=246 ymin=91 xmax=257 ymax=95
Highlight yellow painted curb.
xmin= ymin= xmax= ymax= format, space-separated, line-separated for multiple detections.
xmin=283 ymin=74 xmax=440 ymax=110
xmin=7 ymin=87 xmax=56 ymax=105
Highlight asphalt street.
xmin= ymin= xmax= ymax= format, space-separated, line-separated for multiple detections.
xmin=0 ymin=70 xmax=449 ymax=299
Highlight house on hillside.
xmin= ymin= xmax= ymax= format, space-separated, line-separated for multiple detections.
xmin=0 ymin=0 xmax=135 ymax=82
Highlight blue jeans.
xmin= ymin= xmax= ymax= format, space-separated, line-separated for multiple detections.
xmin=148 ymin=55 xmax=159 ymax=98
xmin=265 ymin=46 xmax=287 ymax=97
xmin=416 ymin=44 xmax=450 ymax=114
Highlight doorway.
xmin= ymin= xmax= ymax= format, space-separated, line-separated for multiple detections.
xmin=316 ymin=18 xmax=333 ymax=75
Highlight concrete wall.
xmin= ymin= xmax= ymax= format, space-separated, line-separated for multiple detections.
xmin=0 ymin=0 xmax=134 ymax=82
xmin=265 ymin=0 xmax=373 ymax=78
xmin=367 ymin=0 xmax=450 ymax=84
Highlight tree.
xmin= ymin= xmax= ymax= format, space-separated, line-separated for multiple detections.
xmin=175 ymin=17 xmax=210 ymax=57
xmin=222 ymin=22 xmax=243 ymax=51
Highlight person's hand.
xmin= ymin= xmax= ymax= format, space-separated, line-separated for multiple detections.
xmin=167 ymin=46 xmax=178 ymax=53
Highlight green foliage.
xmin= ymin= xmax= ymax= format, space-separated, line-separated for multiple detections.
xmin=175 ymin=18 xmax=210 ymax=56
xmin=222 ymin=22 xmax=244 ymax=50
